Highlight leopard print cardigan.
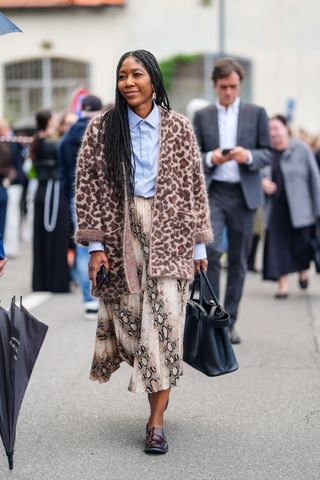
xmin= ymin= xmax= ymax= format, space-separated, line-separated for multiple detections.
xmin=75 ymin=107 xmax=213 ymax=299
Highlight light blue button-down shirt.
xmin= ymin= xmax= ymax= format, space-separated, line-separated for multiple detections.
xmin=89 ymin=104 xmax=206 ymax=260
xmin=128 ymin=103 xmax=159 ymax=197
xmin=205 ymin=97 xmax=252 ymax=180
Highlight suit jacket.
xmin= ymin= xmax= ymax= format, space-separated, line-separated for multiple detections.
xmin=193 ymin=101 xmax=272 ymax=210
xmin=263 ymin=139 xmax=320 ymax=228
xmin=75 ymin=108 xmax=212 ymax=299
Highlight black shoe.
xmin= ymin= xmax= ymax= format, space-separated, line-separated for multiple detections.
xmin=274 ymin=292 xmax=289 ymax=299
xmin=299 ymin=278 xmax=308 ymax=290
xmin=247 ymin=265 xmax=259 ymax=273
xmin=144 ymin=426 xmax=168 ymax=454
xmin=229 ymin=328 xmax=241 ymax=344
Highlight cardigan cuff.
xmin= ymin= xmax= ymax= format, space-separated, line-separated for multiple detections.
xmin=75 ymin=228 xmax=105 ymax=247
xmin=195 ymin=229 xmax=213 ymax=244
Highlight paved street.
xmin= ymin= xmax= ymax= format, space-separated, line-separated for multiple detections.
xmin=0 ymin=240 xmax=320 ymax=480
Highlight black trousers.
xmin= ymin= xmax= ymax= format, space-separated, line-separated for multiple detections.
xmin=206 ymin=181 xmax=255 ymax=327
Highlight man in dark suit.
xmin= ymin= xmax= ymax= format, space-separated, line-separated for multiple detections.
xmin=193 ymin=57 xmax=272 ymax=344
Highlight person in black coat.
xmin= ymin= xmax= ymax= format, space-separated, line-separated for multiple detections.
xmin=262 ymin=115 xmax=320 ymax=297
xmin=31 ymin=110 xmax=70 ymax=293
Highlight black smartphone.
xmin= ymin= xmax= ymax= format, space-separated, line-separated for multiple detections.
xmin=96 ymin=265 xmax=108 ymax=289
xmin=222 ymin=148 xmax=232 ymax=155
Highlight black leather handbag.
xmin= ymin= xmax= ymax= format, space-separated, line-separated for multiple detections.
xmin=183 ymin=269 xmax=239 ymax=377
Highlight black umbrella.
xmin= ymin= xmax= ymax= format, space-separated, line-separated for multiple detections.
xmin=0 ymin=12 xmax=22 ymax=36
xmin=0 ymin=297 xmax=48 ymax=469
xmin=0 ymin=305 xmax=20 ymax=470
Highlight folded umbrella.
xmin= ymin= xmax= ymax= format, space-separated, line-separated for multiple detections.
xmin=0 ymin=12 xmax=21 ymax=36
xmin=0 ymin=297 xmax=48 ymax=469
xmin=0 ymin=305 xmax=20 ymax=470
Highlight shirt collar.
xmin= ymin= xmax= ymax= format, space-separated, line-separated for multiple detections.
xmin=215 ymin=97 xmax=240 ymax=113
xmin=128 ymin=102 xmax=160 ymax=130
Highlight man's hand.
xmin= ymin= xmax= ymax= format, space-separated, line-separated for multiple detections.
xmin=229 ymin=146 xmax=250 ymax=164
xmin=89 ymin=251 xmax=110 ymax=289
xmin=194 ymin=258 xmax=208 ymax=274
xmin=262 ymin=177 xmax=277 ymax=196
xmin=0 ymin=258 xmax=7 ymax=277
xmin=211 ymin=148 xmax=232 ymax=165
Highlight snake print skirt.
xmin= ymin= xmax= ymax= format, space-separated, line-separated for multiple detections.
xmin=89 ymin=197 xmax=190 ymax=393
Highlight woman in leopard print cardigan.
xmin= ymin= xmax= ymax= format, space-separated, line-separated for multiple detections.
xmin=75 ymin=50 xmax=212 ymax=454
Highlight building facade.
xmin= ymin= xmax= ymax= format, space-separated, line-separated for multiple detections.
xmin=0 ymin=0 xmax=320 ymax=131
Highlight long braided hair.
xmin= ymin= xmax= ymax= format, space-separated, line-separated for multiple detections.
xmin=101 ymin=50 xmax=171 ymax=199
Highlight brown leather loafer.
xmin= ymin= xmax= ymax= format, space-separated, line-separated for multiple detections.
xmin=144 ymin=426 xmax=168 ymax=454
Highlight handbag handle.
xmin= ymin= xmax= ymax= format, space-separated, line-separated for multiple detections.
xmin=189 ymin=274 xmax=200 ymax=300
xmin=199 ymin=268 xmax=221 ymax=307
xmin=190 ymin=268 xmax=221 ymax=307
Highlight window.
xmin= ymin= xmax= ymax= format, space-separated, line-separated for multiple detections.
xmin=4 ymin=58 xmax=90 ymax=127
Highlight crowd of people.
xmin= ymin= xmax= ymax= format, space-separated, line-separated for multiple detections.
xmin=0 ymin=51 xmax=320 ymax=454
xmin=0 ymin=58 xmax=319 ymax=320
xmin=0 ymin=96 xmax=112 ymax=316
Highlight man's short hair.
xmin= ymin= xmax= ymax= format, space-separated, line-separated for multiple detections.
xmin=270 ymin=114 xmax=288 ymax=127
xmin=211 ymin=58 xmax=246 ymax=83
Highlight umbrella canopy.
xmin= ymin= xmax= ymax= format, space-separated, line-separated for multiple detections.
xmin=0 ymin=11 xmax=21 ymax=35
xmin=0 ymin=298 xmax=48 ymax=469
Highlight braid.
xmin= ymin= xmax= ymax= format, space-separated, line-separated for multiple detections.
xmin=102 ymin=50 xmax=170 ymax=199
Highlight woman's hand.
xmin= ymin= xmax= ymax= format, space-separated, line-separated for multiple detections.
xmin=262 ymin=177 xmax=277 ymax=196
xmin=194 ymin=258 xmax=208 ymax=274
xmin=89 ymin=251 xmax=110 ymax=289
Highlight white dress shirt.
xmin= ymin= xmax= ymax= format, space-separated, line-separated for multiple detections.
xmin=205 ymin=97 xmax=252 ymax=183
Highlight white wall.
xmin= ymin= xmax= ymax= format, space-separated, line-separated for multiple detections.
xmin=225 ymin=0 xmax=320 ymax=129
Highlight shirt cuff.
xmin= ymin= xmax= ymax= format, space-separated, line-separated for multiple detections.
xmin=246 ymin=150 xmax=253 ymax=165
xmin=206 ymin=151 xmax=214 ymax=168
xmin=88 ymin=241 xmax=105 ymax=253
xmin=193 ymin=243 xmax=207 ymax=260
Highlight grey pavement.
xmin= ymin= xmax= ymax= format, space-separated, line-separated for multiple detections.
xmin=0 ymin=240 xmax=320 ymax=480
